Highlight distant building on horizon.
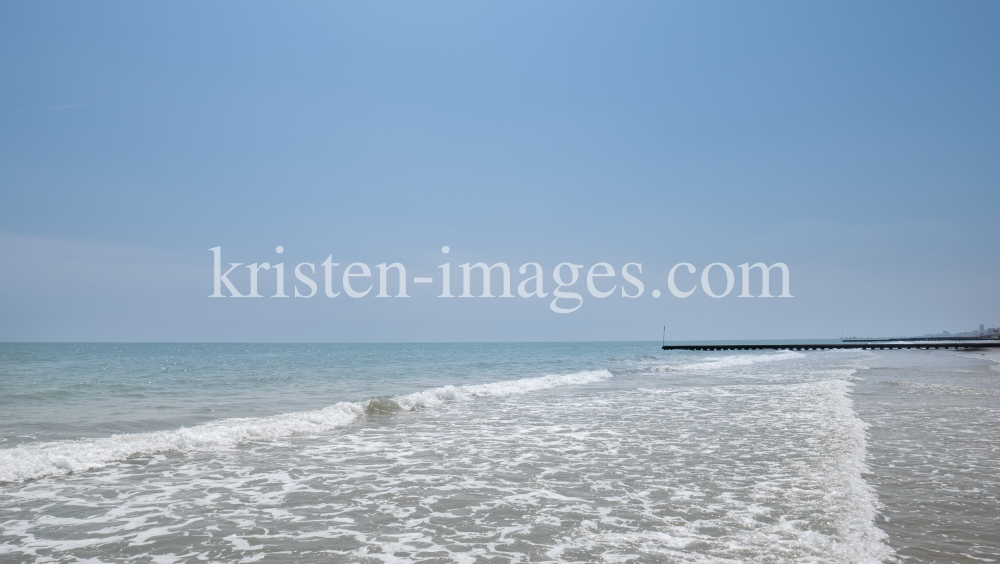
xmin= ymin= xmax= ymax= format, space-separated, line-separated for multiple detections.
xmin=917 ymin=326 xmax=999 ymax=339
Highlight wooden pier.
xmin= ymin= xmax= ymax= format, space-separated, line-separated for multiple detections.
xmin=662 ymin=342 xmax=1000 ymax=351
xmin=842 ymin=336 xmax=999 ymax=342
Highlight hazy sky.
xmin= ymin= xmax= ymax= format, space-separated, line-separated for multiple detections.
xmin=1 ymin=1 xmax=997 ymax=342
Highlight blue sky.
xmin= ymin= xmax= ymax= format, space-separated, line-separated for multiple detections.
xmin=1 ymin=1 xmax=997 ymax=341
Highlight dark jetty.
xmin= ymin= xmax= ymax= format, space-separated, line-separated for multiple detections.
xmin=662 ymin=340 xmax=1000 ymax=351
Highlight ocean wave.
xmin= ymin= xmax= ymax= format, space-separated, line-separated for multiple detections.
xmin=392 ymin=369 xmax=612 ymax=410
xmin=0 ymin=369 xmax=612 ymax=483
xmin=650 ymin=351 xmax=805 ymax=372
xmin=0 ymin=402 xmax=365 ymax=484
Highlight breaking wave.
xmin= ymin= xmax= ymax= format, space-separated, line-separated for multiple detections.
xmin=0 ymin=369 xmax=612 ymax=483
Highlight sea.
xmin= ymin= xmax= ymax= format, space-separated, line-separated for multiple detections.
xmin=1 ymin=342 xmax=998 ymax=563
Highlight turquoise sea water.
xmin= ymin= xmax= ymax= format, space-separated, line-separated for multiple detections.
xmin=1 ymin=342 xmax=998 ymax=563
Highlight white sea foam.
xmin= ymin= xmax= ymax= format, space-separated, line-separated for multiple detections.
xmin=651 ymin=351 xmax=805 ymax=372
xmin=392 ymin=369 xmax=612 ymax=410
xmin=540 ymin=378 xmax=892 ymax=563
xmin=0 ymin=370 xmax=611 ymax=483
xmin=0 ymin=402 xmax=365 ymax=483
xmin=809 ymin=379 xmax=893 ymax=564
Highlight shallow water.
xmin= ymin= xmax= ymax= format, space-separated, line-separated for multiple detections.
xmin=1 ymin=343 xmax=997 ymax=562
xmin=851 ymin=350 xmax=1000 ymax=563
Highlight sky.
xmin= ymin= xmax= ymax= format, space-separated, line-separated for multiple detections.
xmin=1 ymin=1 xmax=997 ymax=342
